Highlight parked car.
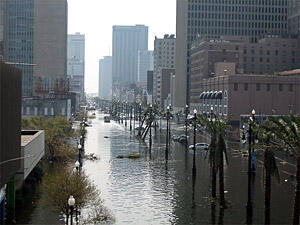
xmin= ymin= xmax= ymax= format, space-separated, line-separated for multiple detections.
xmin=189 ymin=143 xmax=209 ymax=151
xmin=178 ymin=135 xmax=190 ymax=143
xmin=172 ymin=135 xmax=180 ymax=142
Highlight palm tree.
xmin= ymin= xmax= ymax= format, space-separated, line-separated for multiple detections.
xmin=261 ymin=115 xmax=300 ymax=225
xmin=198 ymin=115 xmax=229 ymax=206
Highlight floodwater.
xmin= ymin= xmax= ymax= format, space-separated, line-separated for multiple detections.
xmin=83 ymin=113 xmax=296 ymax=225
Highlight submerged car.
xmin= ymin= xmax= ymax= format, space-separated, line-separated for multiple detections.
xmin=189 ymin=143 xmax=209 ymax=151
xmin=172 ymin=135 xmax=180 ymax=142
xmin=178 ymin=135 xmax=190 ymax=143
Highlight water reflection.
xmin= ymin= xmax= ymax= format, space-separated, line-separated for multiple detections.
xmin=83 ymin=113 xmax=294 ymax=225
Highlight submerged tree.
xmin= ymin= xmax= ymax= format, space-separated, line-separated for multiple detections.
xmin=261 ymin=115 xmax=299 ymax=225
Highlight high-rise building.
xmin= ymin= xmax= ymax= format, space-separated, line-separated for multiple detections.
xmin=0 ymin=0 xmax=4 ymax=60
xmin=175 ymin=0 xmax=296 ymax=109
xmin=112 ymin=25 xmax=148 ymax=90
xmin=67 ymin=33 xmax=85 ymax=102
xmin=99 ymin=56 xmax=112 ymax=100
xmin=153 ymin=35 xmax=176 ymax=102
xmin=4 ymin=0 xmax=68 ymax=97
xmin=138 ymin=50 xmax=153 ymax=82
xmin=289 ymin=0 xmax=300 ymax=36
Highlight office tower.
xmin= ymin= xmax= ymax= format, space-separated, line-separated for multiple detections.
xmin=4 ymin=0 xmax=68 ymax=97
xmin=0 ymin=0 xmax=4 ymax=60
xmin=289 ymin=0 xmax=300 ymax=35
xmin=153 ymin=35 xmax=176 ymax=102
xmin=138 ymin=50 xmax=153 ymax=82
xmin=147 ymin=70 xmax=153 ymax=94
xmin=175 ymin=0 xmax=293 ymax=109
xmin=99 ymin=56 xmax=112 ymax=100
xmin=156 ymin=68 xmax=174 ymax=109
xmin=112 ymin=25 xmax=148 ymax=89
xmin=67 ymin=33 xmax=85 ymax=102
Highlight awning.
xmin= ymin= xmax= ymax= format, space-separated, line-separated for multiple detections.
xmin=216 ymin=91 xmax=223 ymax=99
xmin=203 ymin=92 xmax=209 ymax=99
xmin=212 ymin=91 xmax=218 ymax=99
xmin=200 ymin=92 xmax=205 ymax=99
xmin=207 ymin=92 xmax=213 ymax=99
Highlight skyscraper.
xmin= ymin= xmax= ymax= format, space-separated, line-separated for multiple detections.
xmin=112 ymin=25 xmax=148 ymax=89
xmin=4 ymin=0 xmax=68 ymax=97
xmin=174 ymin=0 xmax=293 ymax=109
xmin=138 ymin=50 xmax=153 ymax=82
xmin=99 ymin=56 xmax=112 ymax=100
xmin=67 ymin=33 xmax=85 ymax=102
xmin=153 ymin=35 xmax=176 ymax=102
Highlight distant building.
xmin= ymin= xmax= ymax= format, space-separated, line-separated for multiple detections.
xmin=147 ymin=70 xmax=153 ymax=94
xmin=112 ymin=25 xmax=148 ymax=93
xmin=153 ymin=35 xmax=175 ymax=102
xmin=4 ymin=0 xmax=68 ymax=97
xmin=0 ymin=0 xmax=4 ymax=60
xmin=67 ymin=33 xmax=85 ymax=103
xmin=156 ymin=68 xmax=175 ymax=109
xmin=99 ymin=56 xmax=112 ymax=100
xmin=138 ymin=50 xmax=153 ymax=82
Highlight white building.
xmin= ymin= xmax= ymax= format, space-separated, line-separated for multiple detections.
xmin=67 ymin=33 xmax=85 ymax=102
xmin=138 ymin=50 xmax=153 ymax=82
xmin=99 ymin=56 xmax=112 ymax=100
xmin=153 ymin=34 xmax=176 ymax=102
xmin=112 ymin=25 xmax=148 ymax=90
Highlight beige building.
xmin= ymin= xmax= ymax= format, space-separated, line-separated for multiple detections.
xmin=153 ymin=35 xmax=175 ymax=102
xmin=197 ymin=73 xmax=300 ymax=123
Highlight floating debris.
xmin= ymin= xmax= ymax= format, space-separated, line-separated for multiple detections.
xmin=85 ymin=153 xmax=99 ymax=161
xmin=116 ymin=153 xmax=141 ymax=159
xmin=104 ymin=136 xmax=110 ymax=139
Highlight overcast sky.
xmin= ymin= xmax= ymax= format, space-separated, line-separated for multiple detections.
xmin=68 ymin=0 xmax=176 ymax=94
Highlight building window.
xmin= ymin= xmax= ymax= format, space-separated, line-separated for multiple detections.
xmin=256 ymin=84 xmax=260 ymax=91
xmin=267 ymin=84 xmax=271 ymax=91
xmin=44 ymin=107 xmax=48 ymax=116
xmin=26 ymin=107 xmax=30 ymax=115
xmin=244 ymin=83 xmax=248 ymax=91
xmin=62 ymin=108 xmax=65 ymax=116
xmin=279 ymin=84 xmax=283 ymax=91
xmin=289 ymin=84 xmax=293 ymax=92
xmin=234 ymin=83 xmax=238 ymax=91
xmin=51 ymin=108 xmax=54 ymax=116
xmin=223 ymin=91 xmax=228 ymax=116
xmin=34 ymin=107 xmax=38 ymax=116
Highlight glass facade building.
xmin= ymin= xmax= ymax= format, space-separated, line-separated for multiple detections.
xmin=5 ymin=0 xmax=34 ymax=97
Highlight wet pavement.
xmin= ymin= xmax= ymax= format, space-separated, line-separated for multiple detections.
xmin=83 ymin=112 xmax=296 ymax=225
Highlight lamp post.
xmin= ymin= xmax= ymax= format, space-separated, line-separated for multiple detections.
xmin=192 ymin=109 xmax=197 ymax=176
xmin=130 ymin=105 xmax=132 ymax=131
xmin=125 ymin=102 xmax=128 ymax=127
xmin=68 ymin=195 xmax=75 ymax=225
xmin=75 ymin=160 xmax=80 ymax=172
xmin=185 ymin=105 xmax=189 ymax=149
xmin=138 ymin=104 xmax=142 ymax=136
xmin=78 ymin=144 xmax=82 ymax=168
xmin=149 ymin=104 xmax=153 ymax=149
xmin=168 ymin=104 xmax=172 ymax=143
xmin=165 ymin=106 xmax=170 ymax=161
xmin=242 ymin=109 xmax=258 ymax=220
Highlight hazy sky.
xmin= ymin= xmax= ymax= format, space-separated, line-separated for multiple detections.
xmin=68 ymin=0 xmax=176 ymax=94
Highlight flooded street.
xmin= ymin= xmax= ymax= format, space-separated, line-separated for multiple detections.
xmin=83 ymin=113 xmax=296 ymax=225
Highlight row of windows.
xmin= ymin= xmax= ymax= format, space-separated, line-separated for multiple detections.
xmin=234 ymin=83 xmax=294 ymax=92
xmin=21 ymin=107 xmax=66 ymax=116
xmin=189 ymin=0 xmax=288 ymax=7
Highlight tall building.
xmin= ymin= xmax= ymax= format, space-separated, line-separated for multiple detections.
xmin=0 ymin=0 xmax=4 ymax=60
xmin=99 ymin=56 xmax=112 ymax=100
xmin=153 ymin=35 xmax=176 ymax=102
xmin=112 ymin=25 xmax=148 ymax=90
xmin=4 ymin=0 xmax=68 ymax=97
xmin=175 ymin=0 xmax=296 ymax=109
xmin=289 ymin=0 xmax=300 ymax=36
xmin=138 ymin=50 xmax=153 ymax=82
xmin=67 ymin=33 xmax=85 ymax=102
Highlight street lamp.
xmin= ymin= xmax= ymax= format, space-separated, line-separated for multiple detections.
xmin=68 ymin=195 xmax=75 ymax=225
xmin=78 ymin=144 xmax=82 ymax=168
xmin=165 ymin=106 xmax=170 ymax=161
xmin=130 ymin=104 xmax=132 ymax=131
xmin=75 ymin=160 xmax=80 ymax=172
xmin=192 ymin=109 xmax=197 ymax=175
xmin=138 ymin=104 xmax=142 ymax=136
xmin=185 ymin=105 xmax=189 ymax=149
xmin=149 ymin=104 xmax=153 ymax=149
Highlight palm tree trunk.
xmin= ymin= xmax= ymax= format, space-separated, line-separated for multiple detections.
xmin=265 ymin=151 xmax=271 ymax=225
xmin=293 ymin=156 xmax=300 ymax=225
xmin=219 ymin=146 xmax=225 ymax=207
xmin=212 ymin=156 xmax=217 ymax=199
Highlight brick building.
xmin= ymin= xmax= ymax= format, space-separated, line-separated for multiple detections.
xmin=190 ymin=36 xmax=300 ymax=105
